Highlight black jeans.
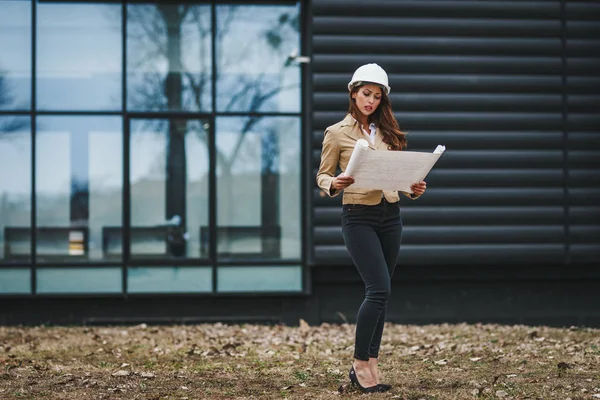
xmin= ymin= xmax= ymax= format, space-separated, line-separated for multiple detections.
xmin=341 ymin=198 xmax=403 ymax=361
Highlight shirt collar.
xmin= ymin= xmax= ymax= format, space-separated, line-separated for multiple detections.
xmin=348 ymin=115 xmax=376 ymax=131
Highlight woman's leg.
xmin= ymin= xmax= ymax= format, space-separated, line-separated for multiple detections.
xmin=368 ymin=203 xmax=403 ymax=383
xmin=368 ymin=210 xmax=403 ymax=359
xmin=341 ymin=206 xmax=392 ymax=363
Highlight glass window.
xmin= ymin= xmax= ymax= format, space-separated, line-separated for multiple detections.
xmin=130 ymin=119 xmax=209 ymax=259
xmin=37 ymin=3 xmax=122 ymax=111
xmin=216 ymin=116 xmax=301 ymax=260
xmin=127 ymin=267 xmax=211 ymax=293
xmin=0 ymin=0 xmax=305 ymax=296
xmin=36 ymin=116 xmax=122 ymax=262
xmin=0 ymin=116 xmax=31 ymax=261
xmin=0 ymin=0 xmax=31 ymax=110
xmin=127 ymin=4 xmax=212 ymax=112
xmin=217 ymin=266 xmax=301 ymax=292
xmin=36 ymin=267 xmax=122 ymax=294
xmin=216 ymin=4 xmax=301 ymax=113
xmin=0 ymin=268 xmax=31 ymax=294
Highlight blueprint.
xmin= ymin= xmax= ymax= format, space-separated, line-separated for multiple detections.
xmin=343 ymin=139 xmax=446 ymax=193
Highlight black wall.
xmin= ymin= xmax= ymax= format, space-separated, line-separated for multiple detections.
xmin=309 ymin=0 xmax=600 ymax=325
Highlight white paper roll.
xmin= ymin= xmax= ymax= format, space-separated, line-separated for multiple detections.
xmin=343 ymin=138 xmax=370 ymax=177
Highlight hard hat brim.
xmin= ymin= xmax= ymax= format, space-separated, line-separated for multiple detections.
xmin=348 ymin=80 xmax=391 ymax=95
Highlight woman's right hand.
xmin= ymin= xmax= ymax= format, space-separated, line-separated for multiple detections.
xmin=332 ymin=175 xmax=355 ymax=190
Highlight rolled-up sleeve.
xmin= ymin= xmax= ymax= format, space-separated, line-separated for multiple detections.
xmin=316 ymin=130 xmax=341 ymax=197
xmin=401 ymin=191 xmax=420 ymax=200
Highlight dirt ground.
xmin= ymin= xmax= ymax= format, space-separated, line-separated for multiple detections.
xmin=0 ymin=322 xmax=598 ymax=399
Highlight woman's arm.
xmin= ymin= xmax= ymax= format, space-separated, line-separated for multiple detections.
xmin=401 ymin=181 xmax=427 ymax=200
xmin=316 ymin=130 xmax=342 ymax=197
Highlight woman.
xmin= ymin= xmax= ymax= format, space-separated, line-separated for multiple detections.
xmin=316 ymin=63 xmax=427 ymax=393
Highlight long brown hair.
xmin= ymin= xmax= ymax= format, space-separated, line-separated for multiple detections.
xmin=348 ymin=85 xmax=407 ymax=150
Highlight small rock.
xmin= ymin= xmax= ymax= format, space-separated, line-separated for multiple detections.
xmin=111 ymin=370 xmax=130 ymax=377
xmin=496 ymin=390 xmax=508 ymax=398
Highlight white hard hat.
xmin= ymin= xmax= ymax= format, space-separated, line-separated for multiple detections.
xmin=348 ymin=63 xmax=390 ymax=94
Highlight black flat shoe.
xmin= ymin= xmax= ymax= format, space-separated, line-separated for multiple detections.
xmin=377 ymin=383 xmax=392 ymax=392
xmin=349 ymin=366 xmax=386 ymax=393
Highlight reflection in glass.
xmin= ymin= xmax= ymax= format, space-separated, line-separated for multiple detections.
xmin=217 ymin=4 xmax=301 ymax=113
xmin=0 ymin=1 xmax=31 ymax=110
xmin=37 ymin=3 xmax=121 ymax=110
xmin=36 ymin=267 xmax=122 ymax=294
xmin=216 ymin=117 xmax=301 ymax=260
xmin=0 ymin=116 xmax=31 ymax=261
xmin=36 ymin=117 xmax=122 ymax=261
xmin=127 ymin=4 xmax=212 ymax=112
xmin=130 ymin=119 xmax=209 ymax=259
xmin=0 ymin=269 xmax=31 ymax=294
xmin=217 ymin=266 xmax=302 ymax=292
xmin=128 ymin=267 xmax=212 ymax=293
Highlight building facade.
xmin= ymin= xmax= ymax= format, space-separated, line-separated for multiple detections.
xmin=1 ymin=0 xmax=599 ymax=326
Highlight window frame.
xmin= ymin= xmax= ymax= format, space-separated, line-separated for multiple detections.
xmin=0 ymin=0 xmax=310 ymax=298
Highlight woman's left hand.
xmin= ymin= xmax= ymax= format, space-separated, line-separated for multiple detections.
xmin=411 ymin=181 xmax=427 ymax=196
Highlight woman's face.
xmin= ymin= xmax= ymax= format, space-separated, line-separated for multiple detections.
xmin=352 ymin=83 xmax=382 ymax=116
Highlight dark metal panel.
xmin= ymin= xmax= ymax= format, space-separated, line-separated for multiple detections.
xmin=404 ymin=133 xmax=565 ymax=151
xmin=313 ymin=54 xmax=563 ymax=75
xmin=312 ymin=150 xmax=565 ymax=169
xmin=314 ymin=74 xmax=563 ymax=94
xmin=566 ymin=21 xmax=600 ymax=38
xmin=315 ymin=226 xmax=566 ymax=246
xmin=567 ymin=57 xmax=600 ymax=75
xmin=570 ymin=207 xmax=600 ymax=224
xmin=568 ymin=133 xmax=600 ymax=149
xmin=313 ymin=0 xmax=561 ymax=19
xmin=569 ymin=170 xmax=600 ymax=188
xmin=424 ymin=169 xmax=565 ymax=188
xmin=567 ymin=113 xmax=600 ymax=130
xmin=311 ymin=168 xmax=566 ymax=188
xmin=314 ymin=36 xmax=562 ymax=56
xmin=565 ymin=1 xmax=600 ymax=20
xmin=315 ymin=207 xmax=566 ymax=226
xmin=567 ymin=151 xmax=600 ymax=168
xmin=313 ymin=93 xmax=563 ymax=112
xmin=313 ymin=17 xmax=561 ymax=38
xmin=566 ymin=3 xmax=600 ymax=265
xmin=567 ymin=95 xmax=600 ymax=112
xmin=314 ymin=244 xmax=567 ymax=265
xmin=314 ymin=111 xmax=563 ymax=131
xmin=569 ymin=244 xmax=600 ymax=263
xmin=313 ymin=131 xmax=566 ymax=150
xmin=566 ymin=39 xmax=600 ymax=56
xmin=313 ymin=188 xmax=566 ymax=207
xmin=311 ymin=0 xmax=574 ymax=267
xmin=569 ymin=189 xmax=600 ymax=206
xmin=567 ymin=76 xmax=600 ymax=94
xmin=570 ymin=226 xmax=600 ymax=243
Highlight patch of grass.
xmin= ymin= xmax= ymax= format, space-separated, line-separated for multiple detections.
xmin=0 ymin=323 xmax=598 ymax=399
xmin=98 ymin=361 xmax=113 ymax=368
xmin=294 ymin=370 xmax=310 ymax=381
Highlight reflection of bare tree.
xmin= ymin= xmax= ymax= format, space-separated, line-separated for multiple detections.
xmin=0 ymin=72 xmax=30 ymax=133
xmin=127 ymin=4 xmax=299 ymax=243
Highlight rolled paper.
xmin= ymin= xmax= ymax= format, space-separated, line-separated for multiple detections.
xmin=343 ymin=138 xmax=369 ymax=177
